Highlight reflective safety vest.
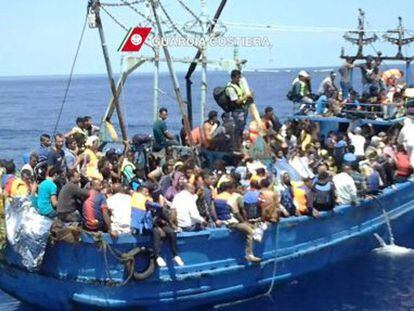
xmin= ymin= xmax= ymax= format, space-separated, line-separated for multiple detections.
xmin=83 ymin=148 xmax=102 ymax=180
xmin=227 ymin=82 xmax=246 ymax=103
xmin=293 ymin=184 xmax=308 ymax=215
xmin=298 ymin=80 xmax=309 ymax=97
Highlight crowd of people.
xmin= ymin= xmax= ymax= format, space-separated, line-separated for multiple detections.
xmin=288 ymin=56 xmax=410 ymax=119
xmin=1 ymin=66 xmax=414 ymax=268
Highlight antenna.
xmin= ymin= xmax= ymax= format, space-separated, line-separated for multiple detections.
xmin=383 ymin=16 xmax=414 ymax=58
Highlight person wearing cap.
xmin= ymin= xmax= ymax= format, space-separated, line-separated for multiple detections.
xmin=290 ymin=70 xmax=314 ymax=113
xmin=318 ymin=71 xmax=338 ymax=97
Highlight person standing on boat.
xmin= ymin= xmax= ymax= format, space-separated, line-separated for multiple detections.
xmin=357 ymin=56 xmax=379 ymax=93
xmin=65 ymin=117 xmax=88 ymax=142
xmin=83 ymin=116 xmax=100 ymax=137
xmin=38 ymin=133 xmax=52 ymax=163
xmin=47 ymin=133 xmax=67 ymax=190
xmin=338 ymin=57 xmax=355 ymax=99
xmin=153 ymin=107 xmax=180 ymax=152
xmin=225 ymin=69 xmax=252 ymax=151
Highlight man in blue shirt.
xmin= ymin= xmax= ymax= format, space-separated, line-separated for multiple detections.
xmin=152 ymin=107 xmax=179 ymax=151
xmin=38 ymin=133 xmax=52 ymax=163
xmin=36 ymin=167 xmax=59 ymax=218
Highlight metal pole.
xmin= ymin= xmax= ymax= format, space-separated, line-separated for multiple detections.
xmin=150 ymin=0 xmax=194 ymax=147
xmin=153 ymin=46 xmax=160 ymax=122
xmin=184 ymin=0 xmax=227 ymax=128
xmin=200 ymin=0 xmax=208 ymax=125
xmin=406 ymin=61 xmax=411 ymax=86
xmin=95 ymin=1 xmax=128 ymax=146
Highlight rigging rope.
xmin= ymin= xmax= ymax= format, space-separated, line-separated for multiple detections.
xmin=52 ymin=12 xmax=88 ymax=135
xmin=176 ymin=0 xmax=202 ymax=24
xmin=100 ymin=0 xmax=146 ymax=6
xmin=157 ymin=0 xmax=199 ymax=48
xmin=100 ymin=5 xmax=129 ymax=32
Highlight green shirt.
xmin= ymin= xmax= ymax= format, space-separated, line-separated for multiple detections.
xmin=153 ymin=119 xmax=168 ymax=149
xmin=37 ymin=179 xmax=57 ymax=216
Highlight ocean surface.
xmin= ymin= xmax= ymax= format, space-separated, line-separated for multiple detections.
xmin=1 ymin=69 xmax=414 ymax=310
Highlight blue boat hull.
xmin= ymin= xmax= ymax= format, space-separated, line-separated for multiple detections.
xmin=1 ymin=181 xmax=414 ymax=310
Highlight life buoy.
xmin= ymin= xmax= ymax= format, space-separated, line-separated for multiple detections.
xmin=121 ymin=246 xmax=155 ymax=281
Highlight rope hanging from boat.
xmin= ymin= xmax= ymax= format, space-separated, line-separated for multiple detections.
xmin=214 ymin=222 xmax=281 ymax=309
xmin=52 ymin=12 xmax=88 ymax=135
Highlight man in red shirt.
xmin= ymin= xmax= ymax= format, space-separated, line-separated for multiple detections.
xmin=82 ymin=179 xmax=111 ymax=232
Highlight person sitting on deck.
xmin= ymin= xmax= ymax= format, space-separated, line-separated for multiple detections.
xmin=57 ymin=170 xmax=89 ymax=223
xmin=82 ymin=135 xmax=103 ymax=181
xmin=171 ymin=183 xmax=206 ymax=231
xmin=36 ymin=167 xmax=59 ymax=218
xmin=21 ymin=152 xmax=38 ymax=176
xmin=82 ymin=179 xmax=111 ymax=232
xmin=318 ymin=71 xmax=338 ymax=96
xmin=394 ymin=144 xmax=413 ymax=183
xmin=312 ymin=171 xmax=336 ymax=211
xmin=121 ymin=150 xmax=136 ymax=187
xmin=152 ymin=107 xmax=179 ymax=152
xmin=106 ymin=183 xmax=132 ymax=236
xmin=10 ymin=169 xmax=37 ymax=198
xmin=333 ymin=165 xmax=357 ymax=205
xmin=289 ymin=70 xmax=314 ymax=114
xmin=213 ymin=181 xmax=261 ymax=262
xmin=131 ymin=185 xmax=184 ymax=267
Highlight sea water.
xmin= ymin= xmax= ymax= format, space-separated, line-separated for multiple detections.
xmin=1 ymin=69 xmax=414 ymax=310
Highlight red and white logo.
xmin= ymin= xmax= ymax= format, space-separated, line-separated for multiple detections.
xmin=118 ymin=27 xmax=151 ymax=52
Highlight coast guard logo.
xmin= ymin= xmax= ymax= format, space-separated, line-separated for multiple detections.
xmin=118 ymin=27 xmax=151 ymax=52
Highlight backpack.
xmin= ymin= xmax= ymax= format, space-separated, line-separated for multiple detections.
xmin=313 ymin=182 xmax=335 ymax=210
xmin=213 ymin=86 xmax=236 ymax=112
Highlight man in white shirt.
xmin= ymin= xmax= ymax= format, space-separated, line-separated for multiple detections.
xmin=107 ymin=183 xmax=132 ymax=236
xmin=333 ymin=165 xmax=358 ymax=205
xmin=171 ymin=183 xmax=205 ymax=231
xmin=347 ymin=121 xmax=366 ymax=159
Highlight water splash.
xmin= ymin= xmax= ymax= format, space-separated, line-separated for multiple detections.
xmin=373 ymin=209 xmax=414 ymax=256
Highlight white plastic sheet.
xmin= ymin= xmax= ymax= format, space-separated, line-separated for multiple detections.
xmin=5 ymin=197 xmax=53 ymax=271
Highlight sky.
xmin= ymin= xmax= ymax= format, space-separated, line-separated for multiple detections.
xmin=1 ymin=0 xmax=414 ymax=76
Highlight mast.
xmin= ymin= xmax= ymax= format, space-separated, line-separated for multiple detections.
xmin=153 ymin=45 xmax=160 ymax=122
xmin=90 ymin=0 xmax=129 ymax=146
xmin=200 ymin=0 xmax=208 ymax=125
xmin=149 ymin=0 xmax=194 ymax=147
xmin=383 ymin=16 xmax=414 ymax=58
xmin=343 ymin=9 xmax=377 ymax=58
xmin=184 ymin=0 xmax=228 ymax=128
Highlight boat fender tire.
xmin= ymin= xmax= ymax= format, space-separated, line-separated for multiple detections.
xmin=122 ymin=247 xmax=155 ymax=281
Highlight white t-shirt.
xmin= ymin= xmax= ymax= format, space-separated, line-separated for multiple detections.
xmin=348 ymin=132 xmax=366 ymax=157
xmin=171 ymin=190 xmax=204 ymax=228
xmin=333 ymin=172 xmax=357 ymax=205
xmin=107 ymin=193 xmax=132 ymax=234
